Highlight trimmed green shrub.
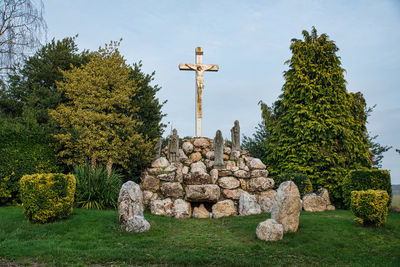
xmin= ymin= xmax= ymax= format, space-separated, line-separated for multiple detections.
xmin=273 ymin=173 xmax=313 ymax=197
xmin=0 ymin=117 xmax=61 ymax=205
xmin=19 ymin=173 xmax=76 ymax=223
xmin=73 ymin=165 xmax=123 ymax=209
xmin=343 ymin=169 xmax=391 ymax=208
xmin=350 ymin=190 xmax=389 ymax=226
xmin=0 ymin=143 xmax=60 ymax=205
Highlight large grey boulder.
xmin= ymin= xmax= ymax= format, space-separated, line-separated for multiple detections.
xmin=183 ymin=172 xmax=210 ymax=185
xmin=151 ymin=157 xmax=169 ymax=168
xmin=192 ymin=204 xmax=210 ymax=218
xmin=248 ymin=158 xmax=266 ymax=170
xmin=141 ymin=174 xmax=159 ymax=192
xmin=212 ymin=200 xmax=237 ymax=218
xmin=173 ymin=199 xmax=192 ymax=219
xmin=258 ymin=190 xmax=276 ymax=213
xmin=150 ymin=198 xmax=173 ymax=217
xmin=118 ymin=181 xmax=144 ymax=225
xmin=190 ymin=161 xmax=207 ymax=173
xmin=302 ymin=193 xmax=326 ymax=212
xmin=239 ymin=193 xmax=261 ymax=216
xmin=178 ymin=149 xmax=188 ymax=162
xmin=250 ymin=169 xmax=269 ymax=178
xmin=256 ymin=219 xmax=283 ymax=241
xmin=222 ymin=189 xmax=247 ymax=200
xmin=185 ymin=185 xmax=220 ymax=202
xmin=125 ymin=215 xmax=151 ymax=233
xmin=233 ymin=170 xmax=250 ymax=179
xmin=317 ymin=188 xmax=331 ymax=205
xmin=247 ymin=177 xmax=274 ymax=192
xmin=160 ymin=182 xmax=184 ymax=198
xmin=182 ymin=141 xmax=194 ymax=154
xmin=271 ymin=181 xmax=302 ymax=233
xmin=218 ymin=176 xmax=240 ymax=189
xmin=142 ymin=190 xmax=158 ymax=207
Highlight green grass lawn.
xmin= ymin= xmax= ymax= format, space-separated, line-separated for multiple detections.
xmin=0 ymin=207 xmax=399 ymax=266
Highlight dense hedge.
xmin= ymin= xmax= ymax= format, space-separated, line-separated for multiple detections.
xmin=350 ymin=190 xmax=389 ymax=226
xmin=0 ymin=119 xmax=60 ymax=205
xmin=273 ymin=173 xmax=313 ymax=198
xmin=19 ymin=173 xmax=76 ymax=223
xmin=343 ymin=169 xmax=391 ymax=208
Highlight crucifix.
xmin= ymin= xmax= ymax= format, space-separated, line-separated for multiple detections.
xmin=179 ymin=47 xmax=219 ymax=137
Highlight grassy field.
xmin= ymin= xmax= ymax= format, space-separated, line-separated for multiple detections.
xmin=0 ymin=207 xmax=399 ymax=266
xmin=393 ymin=194 xmax=400 ymax=207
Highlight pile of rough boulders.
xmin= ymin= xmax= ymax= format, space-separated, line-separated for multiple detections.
xmin=116 ymin=131 xmax=336 ymax=236
xmin=140 ymin=137 xmax=277 ymax=219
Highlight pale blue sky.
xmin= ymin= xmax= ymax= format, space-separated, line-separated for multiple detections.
xmin=43 ymin=0 xmax=400 ymax=183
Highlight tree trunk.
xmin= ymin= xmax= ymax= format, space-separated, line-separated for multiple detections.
xmin=91 ymin=155 xmax=97 ymax=170
xmin=106 ymin=158 xmax=113 ymax=179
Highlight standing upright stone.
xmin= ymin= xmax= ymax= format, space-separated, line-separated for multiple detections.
xmin=213 ymin=130 xmax=224 ymax=168
xmin=271 ymin=181 xmax=302 ymax=233
xmin=168 ymin=129 xmax=179 ymax=162
xmin=118 ymin=181 xmax=144 ymax=225
xmin=155 ymin=137 xmax=162 ymax=159
xmin=231 ymin=120 xmax=240 ymax=151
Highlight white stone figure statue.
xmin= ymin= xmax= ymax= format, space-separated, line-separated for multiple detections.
xmin=179 ymin=47 xmax=219 ymax=137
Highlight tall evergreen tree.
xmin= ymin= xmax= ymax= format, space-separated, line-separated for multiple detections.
xmin=129 ymin=61 xmax=166 ymax=141
xmin=126 ymin=61 xmax=167 ymax=179
xmin=261 ymin=27 xmax=371 ymax=206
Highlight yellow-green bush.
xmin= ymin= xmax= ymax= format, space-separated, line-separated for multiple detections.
xmin=350 ymin=190 xmax=389 ymax=227
xmin=19 ymin=173 xmax=76 ymax=223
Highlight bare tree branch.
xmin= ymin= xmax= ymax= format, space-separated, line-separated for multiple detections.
xmin=0 ymin=0 xmax=47 ymax=77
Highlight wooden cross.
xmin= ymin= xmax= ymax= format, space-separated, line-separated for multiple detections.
xmin=179 ymin=47 xmax=219 ymax=137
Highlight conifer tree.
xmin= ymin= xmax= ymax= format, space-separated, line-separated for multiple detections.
xmin=49 ymin=41 xmax=153 ymax=171
xmin=262 ymin=27 xmax=371 ymax=206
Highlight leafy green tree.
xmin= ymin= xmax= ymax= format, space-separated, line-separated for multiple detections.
xmin=2 ymin=36 xmax=90 ymax=127
xmin=49 ymin=41 xmax=153 ymax=173
xmin=261 ymin=27 xmax=371 ymax=206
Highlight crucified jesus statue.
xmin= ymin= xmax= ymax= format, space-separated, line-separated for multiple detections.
xmin=179 ymin=47 xmax=219 ymax=137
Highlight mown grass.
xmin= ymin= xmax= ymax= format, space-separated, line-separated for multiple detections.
xmin=0 ymin=207 xmax=399 ymax=266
